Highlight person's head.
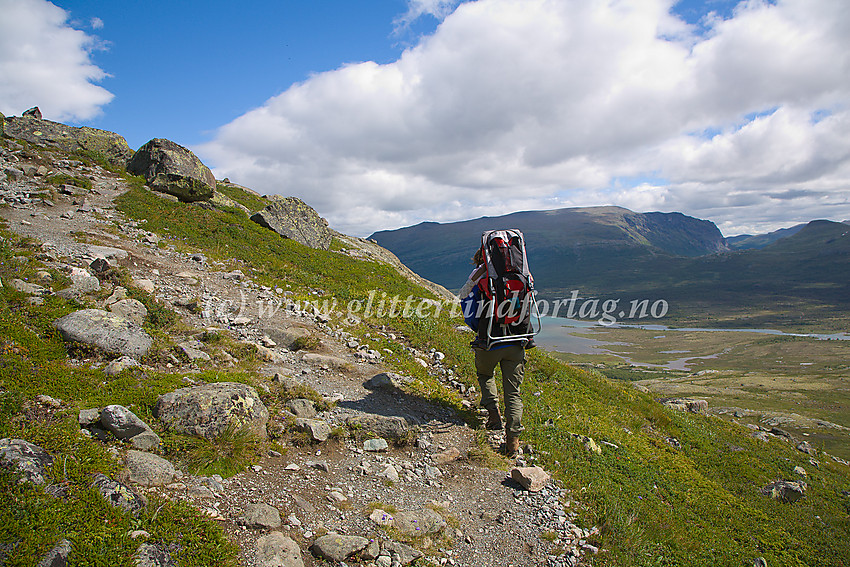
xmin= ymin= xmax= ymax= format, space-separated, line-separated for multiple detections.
xmin=473 ymin=247 xmax=483 ymax=265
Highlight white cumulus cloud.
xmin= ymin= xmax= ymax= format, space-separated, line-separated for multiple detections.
xmin=0 ymin=0 xmax=113 ymax=121
xmin=200 ymin=0 xmax=850 ymax=237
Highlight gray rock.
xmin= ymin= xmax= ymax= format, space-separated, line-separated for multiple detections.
xmin=251 ymin=197 xmax=332 ymax=250
xmin=125 ymin=450 xmax=176 ymax=487
xmin=393 ymin=509 xmax=446 ymax=536
xmin=127 ymin=138 xmax=215 ymax=202
xmin=511 ymin=466 xmax=551 ymax=492
xmin=346 ymin=414 xmax=412 ymax=442
xmin=78 ymin=408 xmax=101 ymax=427
xmin=56 ymin=276 xmax=100 ymax=299
xmin=295 ymin=418 xmax=331 ymax=442
xmin=91 ymin=473 xmax=146 ymax=514
xmin=109 ymin=299 xmax=148 ymax=326
xmin=310 ymin=533 xmax=369 ymax=563
xmin=104 ymin=356 xmax=140 ymax=376
xmin=134 ymin=543 xmax=176 ymax=567
xmin=154 ymin=382 xmax=269 ymax=439
xmin=257 ymin=532 xmax=304 ymax=567
xmin=130 ymin=430 xmax=162 ymax=451
xmin=285 ymin=398 xmax=317 ymax=418
xmin=53 ymin=309 xmax=152 ymax=358
xmin=761 ymin=479 xmax=807 ymax=503
xmin=0 ymin=438 xmax=53 ymax=485
xmin=239 ymin=503 xmax=282 ymax=529
xmin=101 ymin=405 xmax=151 ymax=440
xmin=36 ymin=538 xmax=71 ymax=567
xmin=363 ymin=438 xmax=389 ymax=452
xmin=3 ymin=114 xmax=132 ymax=167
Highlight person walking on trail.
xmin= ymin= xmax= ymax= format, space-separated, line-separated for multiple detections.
xmin=459 ymin=247 xmax=532 ymax=457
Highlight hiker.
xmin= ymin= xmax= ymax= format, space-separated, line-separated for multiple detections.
xmin=460 ymin=230 xmax=536 ymax=457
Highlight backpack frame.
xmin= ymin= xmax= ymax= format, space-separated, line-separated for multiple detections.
xmin=478 ymin=229 xmax=541 ymax=348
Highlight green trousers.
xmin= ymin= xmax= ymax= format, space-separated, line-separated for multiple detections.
xmin=475 ymin=344 xmax=525 ymax=436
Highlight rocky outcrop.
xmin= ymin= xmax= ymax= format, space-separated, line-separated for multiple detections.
xmin=91 ymin=473 xmax=147 ymax=514
xmin=761 ymin=479 xmax=807 ymax=503
xmin=53 ymin=309 xmax=153 ymax=358
xmin=3 ymin=108 xmax=133 ymax=167
xmin=126 ymin=138 xmax=215 ymax=202
xmin=250 ymin=197 xmax=332 ymax=250
xmin=153 ymin=382 xmax=269 ymax=439
xmin=124 ymin=450 xmax=177 ymax=487
xmin=659 ymin=398 xmax=708 ymax=413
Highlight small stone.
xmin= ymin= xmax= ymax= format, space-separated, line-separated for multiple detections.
xmin=369 ymin=508 xmax=395 ymax=526
xmin=511 ymin=466 xmax=550 ymax=492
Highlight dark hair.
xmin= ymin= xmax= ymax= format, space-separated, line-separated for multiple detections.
xmin=472 ymin=247 xmax=483 ymax=265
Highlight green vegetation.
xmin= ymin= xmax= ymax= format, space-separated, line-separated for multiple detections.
xmin=215 ymin=182 xmax=268 ymax=212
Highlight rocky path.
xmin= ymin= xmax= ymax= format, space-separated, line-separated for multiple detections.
xmin=1 ymin=141 xmax=598 ymax=566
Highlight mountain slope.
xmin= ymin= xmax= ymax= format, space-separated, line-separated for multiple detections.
xmin=370 ymin=206 xmax=728 ymax=292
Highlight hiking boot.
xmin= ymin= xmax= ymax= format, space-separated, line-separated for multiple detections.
xmin=504 ymin=434 xmax=521 ymax=457
xmin=524 ymin=338 xmax=537 ymax=350
xmin=486 ymin=408 xmax=503 ymax=431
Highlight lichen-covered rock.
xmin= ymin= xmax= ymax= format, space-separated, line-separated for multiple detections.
xmin=3 ymin=113 xmax=132 ymax=167
xmin=0 ymin=438 xmax=53 ymax=485
xmin=154 ymin=382 xmax=268 ymax=439
xmin=127 ymin=138 xmax=215 ymax=202
xmin=53 ymin=309 xmax=152 ymax=358
xmin=91 ymin=473 xmax=147 ymax=514
xmin=251 ymin=197 xmax=332 ymax=250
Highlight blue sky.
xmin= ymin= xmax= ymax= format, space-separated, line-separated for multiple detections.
xmin=2 ymin=0 xmax=848 ymax=237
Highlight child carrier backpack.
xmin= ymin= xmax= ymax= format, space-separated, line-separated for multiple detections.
xmin=477 ymin=229 xmax=540 ymax=348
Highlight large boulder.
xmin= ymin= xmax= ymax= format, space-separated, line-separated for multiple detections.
xmin=53 ymin=309 xmax=152 ymax=358
xmin=126 ymin=138 xmax=215 ymax=202
xmin=250 ymin=197 xmax=332 ymax=250
xmin=3 ymin=110 xmax=132 ymax=166
xmin=154 ymin=382 xmax=269 ymax=439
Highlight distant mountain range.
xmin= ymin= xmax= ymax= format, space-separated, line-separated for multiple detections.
xmin=370 ymin=207 xmax=850 ymax=329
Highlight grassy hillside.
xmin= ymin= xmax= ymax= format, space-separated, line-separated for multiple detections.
xmin=2 ymin=148 xmax=849 ymax=566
